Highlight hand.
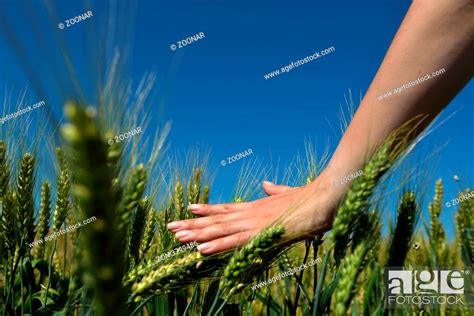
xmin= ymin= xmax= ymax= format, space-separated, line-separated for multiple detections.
xmin=167 ymin=177 xmax=341 ymax=255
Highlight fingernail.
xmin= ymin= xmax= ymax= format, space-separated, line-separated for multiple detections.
xmin=176 ymin=230 xmax=192 ymax=239
xmin=197 ymin=243 xmax=212 ymax=253
xmin=263 ymin=180 xmax=274 ymax=185
xmin=188 ymin=204 xmax=202 ymax=211
xmin=167 ymin=222 xmax=182 ymax=230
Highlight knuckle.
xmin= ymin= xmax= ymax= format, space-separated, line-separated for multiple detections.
xmin=218 ymin=222 xmax=232 ymax=234
xmin=236 ymin=232 xmax=252 ymax=246
xmin=186 ymin=218 xmax=197 ymax=228
xmin=210 ymin=214 xmax=225 ymax=225
xmin=190 ymin=229 xmax=203 ymax=240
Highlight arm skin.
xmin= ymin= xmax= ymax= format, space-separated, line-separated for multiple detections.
xmin=168 ymin=0 xmax=474 ymax=255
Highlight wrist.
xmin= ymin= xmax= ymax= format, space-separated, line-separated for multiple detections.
xmin=300 ymin=174 xmax=340 ymax=233
xmin=308 ymin=169 xmax=348 ymax=201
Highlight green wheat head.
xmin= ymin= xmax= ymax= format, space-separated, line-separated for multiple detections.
xmin=16 ymin=152 xmax=36 ymax=247
xmin=32 ymin=181 xmax=52 ymax=259
xmin=219 ymin=225 xmax=285 ymax=297
xmin=157 ymin=200 xmax=175 ymax=251
xmin=131 ymin=251 xmax=203 ymax=298
xmin=333 ymin=242 xmax=368 ymax=316
xmin=200 ymin=185 xmax=210 ymax=204
xmin=329 ymin=144 xmax=393 ymax=263
xmin=129 ymin=197 xmax=149 ymax=266
xmin=0 ymin=141 xmax=9 ymax=198
xmin=118 ymin=163 xmax=148 ymax=234
xmin=429 ymin=179 xmax=445 ymax=245
xmin=139 ymin=204 xmax=156 ymax=260
xmin=456 ymin=189 xmax=473 ymax=266
xmin=1 ymin=188 xmax=16 ymax=258
xmin=187 ymin=168 xmax=202 ymax=205
xmin=329 ymin=122 xmax=414 ymax=264
xmin=388 ymin=191 xmax=418 ymax=267
xmin=61 ymin=102 xmax=127 ymax=316
xmin=174 ymin=181 xmax=185 ymax=220
xmin=52 ymin=169 xmax=70 ymax=230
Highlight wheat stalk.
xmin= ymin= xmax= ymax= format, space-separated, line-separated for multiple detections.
xmin=0 ymin=141 xmax=9 ymax=199
xmin=174 ymin=181 xmax=185 ymax=220
xmin=16 ymin=153 xmax=35 ymax=247
xmin=131 ymin=251 xmax=204 ymax=298
xmin=329 ymin=144 xmax=392 ymax=263
xmin=387 ymin=191 xmax=417 ymax=267
xmin=1 ymin=189 xmax=15 ymax=258
xmin=129 ymin=197 xmax=149 ymax=266
xmin=429 ymin=179 xmax=445 ymax=245
xmin=52 ymin=170 xmax=70 ymax=230
xmin=32 ymin=182 xmax=51 ymax=259
xmin=219 ymin=225 xmax=285 ymax=297
xmin=200 ymin=185 xmax=210 ymax=204
xmin=333 ymin=242 xmax=368 ymax=316
xmin=61 ymin=102 xmax=127 ymax=316
xmin=456 ymin=188 xmax=473 ymax=266
xmin=118 ymin=163 xmax=147 ymax=234
xmin=139 ymin=204 xmax=156 ymax=260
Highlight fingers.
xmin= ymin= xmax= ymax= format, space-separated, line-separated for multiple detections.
xmin=167 ymin=212 xmax=241 ymax=232
xmin=262 ymin=180 xmax=293 ymax=196
xmin=196 ymin=231 xmax=255 ymax=255
xmin=187 ymin=202 xmax=249 ymax=216
xmin=174 ymin=220 xmax=252 ymax=243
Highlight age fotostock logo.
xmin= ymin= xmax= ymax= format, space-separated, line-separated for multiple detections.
xmin=385 ymin=268 xmax=472 ymax=309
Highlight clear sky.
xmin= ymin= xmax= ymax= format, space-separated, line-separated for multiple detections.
xmin=0 ymin=0 xmax=472 ymax=238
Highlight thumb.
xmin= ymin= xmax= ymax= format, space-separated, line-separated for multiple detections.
xmin=262 ymin=181 xmax=292 ymax=196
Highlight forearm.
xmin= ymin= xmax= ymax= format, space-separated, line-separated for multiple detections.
xmin=318 ymin=0 xmax=473 ymax=193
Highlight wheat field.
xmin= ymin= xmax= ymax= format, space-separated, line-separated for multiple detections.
xmin=0 ymin=94 xmax=472 ymax=316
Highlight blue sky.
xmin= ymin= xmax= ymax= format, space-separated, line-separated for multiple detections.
xmin=0 ymin=0 xmax=472 ymax=238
